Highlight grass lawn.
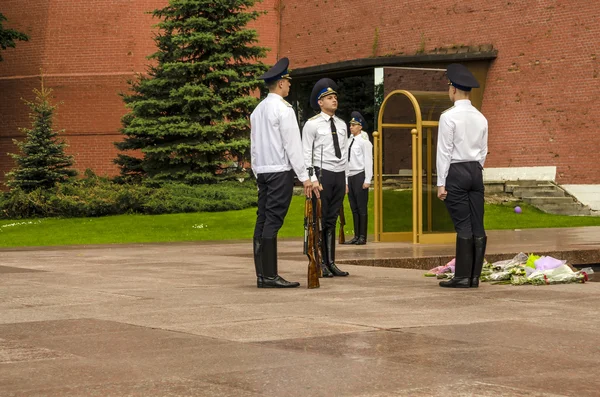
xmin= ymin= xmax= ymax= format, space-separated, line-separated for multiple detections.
xmin=1 ymin=191 xmax=600 ymax=247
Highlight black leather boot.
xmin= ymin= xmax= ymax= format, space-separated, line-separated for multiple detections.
xmin=325 ymin=229 xmax=349 ymax=276
xmin=355 ymin=214 xmax=367 ymax=245
xmin=321 ymin=262 xmax=334 ymax=277
xmin=343 ymin=213 xmax=360 ymax=244
xmin=260 ymin=238 xmax=300 ymax=288
xmin=253 ymin=237 xmax=264 ymax=288
xmin=440 ymin=236 xmax=473 ymax=288
xmin=471 ymin=236 xmax=487 ymax=288
xmin=320 ymin=230 xmax=334 ymax=277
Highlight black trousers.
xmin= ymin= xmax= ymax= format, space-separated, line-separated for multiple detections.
xmin=348 ymin=171 xmax=368 ymax=236
xmin=312 ymin=168 xmax=346 ymax=230
xmin=254 ymin=170 xmax=294 ymax=239
xmin=348 ymin=172 xmax=368 ymax=216
xmin=444 ymin=162 xmax=485 ymax=239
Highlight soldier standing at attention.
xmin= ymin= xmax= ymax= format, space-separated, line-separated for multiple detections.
xmin=251 ymin=58 xmax=313 ymax=288
xmin=302 ymin=78 xmax=350 ymax=278
xmin=436 ymin=63 xmax=488 ymax=289
xmin=343 ymin=111 xmax=373 ymax=245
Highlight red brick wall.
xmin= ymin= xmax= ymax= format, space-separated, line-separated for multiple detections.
xmin=280 ymin=0 xmax=600 ymax=184
xmin=0 ymin=0 xmax=280 ymax=186
xmin=3 ymin=0 xmax=599 ymax=185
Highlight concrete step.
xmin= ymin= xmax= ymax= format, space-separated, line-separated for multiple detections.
xmin=505 ymin=182 xmax=554 ymax=193
xmin=536 ymin=205 xmax=592 ymax=216
xmin=523 ymin=197 xmax=592 ymax=215
xmin=484 ymin=181 xmax=505 ymax=194
xmin=498 ymin=180 xmax=593 ymax=216
xmin=505 ymin=179 xmax=552 ymax=189
xmin=523 ymin=197 xmax=575 ymax=206
xmin=513 ymin=188 xmax=565 ymax=198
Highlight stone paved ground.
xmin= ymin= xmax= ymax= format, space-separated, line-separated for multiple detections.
xmin=1 ymin=231 xmax=600 ymax=396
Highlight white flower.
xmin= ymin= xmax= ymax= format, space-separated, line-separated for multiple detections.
xmin=1 ymin=220 xmax=42 ymax=228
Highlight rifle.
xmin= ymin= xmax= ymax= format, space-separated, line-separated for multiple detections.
xmin=314 ymin=193 xmax=324 ymax=277
xmin=338 ymin=205 xmax=346 ymax=244
xmin=315 ymin=146 xmax=324 ymax=277
xmin=304 ymin=192 xmax=320 ymax=289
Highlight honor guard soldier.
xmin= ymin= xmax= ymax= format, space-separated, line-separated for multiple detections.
xmin=343 ymin=111 xmax=373 ymax=245
xmin=436 ymin=63 xmax=489 ymax=288
xmin=302 ymin=78 xmax=349 ymax=277
xmin=251 ymin=58 xmax=313 ymax=288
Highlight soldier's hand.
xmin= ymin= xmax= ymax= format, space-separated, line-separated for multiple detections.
xmin=362 ymin=183 xmax=370 ymax=189
xmin=312 ymin=181 xmax=322 ymax=198
xmin=345 ymin=185 xmax=349 ymax=195
xmin=437 ymin=186 xmax=447 ymax=201
xmin=303 ymin=180 xmax=313 ymax=198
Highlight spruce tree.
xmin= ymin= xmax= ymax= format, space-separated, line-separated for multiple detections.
xmin=0 ymin=12 xmax=29 ymax=61
xmin=6 ymin=80 xmax=77 ymax=191
xmin=115 ymin=0 xmax=268 ymax=184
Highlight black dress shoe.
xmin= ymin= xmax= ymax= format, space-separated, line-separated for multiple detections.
xmin=470 ymin=277 xmax=479 ymax=288
xmin=257 ymin=277 xmax=264 ymax=288
xmin=329 ymin=263 xmax=349 ymax=277
xmin=320 ymin=264 xmax=334 ymax=278
xmin=343 ymin=237 xmax=359 ymax=245
xmin=439 ymin=277 xmax=471 ymax=288
xmin=355 ymin=236 xmax=366 ymax=245
xmin=260 ymin=275 xmax=300 ymax=288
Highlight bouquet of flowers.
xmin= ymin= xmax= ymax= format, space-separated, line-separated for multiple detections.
xmin=482 ymin=271 xmax=511 ymax=282
xmin=525 ymin=254 xmax=540 ymax=269
xmin=424 ymin=251 xmax=593 ymax=287
xmin=490 ymin=252 xmax=528 ymax=271
xmin=424 ymin=258 xmax=455 ymax=277
xmin=527 ymin=265 xmax=593 ymax=285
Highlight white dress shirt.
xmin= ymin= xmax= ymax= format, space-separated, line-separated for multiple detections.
xmin=346 ymin=132 xmax=373 ymax=185
xmin=250 ymin=93 xmax=309 ymax=182
xmin=436 ymin=99 xmax=488 ymax=187
xmin=302 ymin=112 xmax=348 ymax=182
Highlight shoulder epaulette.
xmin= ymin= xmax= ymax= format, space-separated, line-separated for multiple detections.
xmin=280 ymin=98 xmax=293 ymax=108
xmin=308 ymin=114 xmax=320 ymax=121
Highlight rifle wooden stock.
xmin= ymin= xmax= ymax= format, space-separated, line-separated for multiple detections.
xmin=305 ymin=198 xmax=320 ymax=289
xmin=338 ymin=205 xmax=346 ymax=244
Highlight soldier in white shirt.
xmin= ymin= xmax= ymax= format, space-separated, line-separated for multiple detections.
xmin=250 ymin=58 xmax=313 ymax=289
xmin=436 ymin=63 xmax=489 ymax=289
xmin=343 ymin=111 xmax=373 ymax=245
xmin=302 ymin=78 xmax=349 ymax=277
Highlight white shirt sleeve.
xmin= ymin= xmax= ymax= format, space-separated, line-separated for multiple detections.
xmin=364 ymin=140 xmax=373 ymax=185
xmin=280 ymin=107 xmax=309 ymax=182
xmin=250 ymin=115 xmax=258 ymax=178
xmin=436 ymin=114 xmax=454 ymax=187
xmin=479 ymin=123 xmax=488 ymax=168
xmin=302 ymin=120 xmax=318 ymax=183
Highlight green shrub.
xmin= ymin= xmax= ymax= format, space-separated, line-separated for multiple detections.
xmin=0 ymin=176 xmax=258 ymax=219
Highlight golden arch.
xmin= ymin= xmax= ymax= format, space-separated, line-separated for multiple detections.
xmin=373 ymin=90 xmax=456 ymax=244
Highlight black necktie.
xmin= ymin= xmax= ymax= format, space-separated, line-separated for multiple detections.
xmin=347 ymin=138 xmax=355 ymax=162
xmin=330 ymin=117 xmax=342 ymax=159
